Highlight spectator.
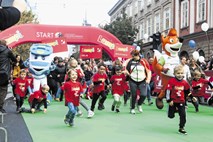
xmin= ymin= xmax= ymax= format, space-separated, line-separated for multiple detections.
xmin=125 ymin=49 xmax=151 ymax=114
xmin=180 ymin=56 xmax=191 ymax=83
xmin=0 ymin=40 xmax=17 ymax=113
xmin=189 ymin=58 xmax=205 ymax=79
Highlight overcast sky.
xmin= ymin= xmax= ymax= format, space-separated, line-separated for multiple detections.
xmin=27 ymin=0 xmax=118 ymax=27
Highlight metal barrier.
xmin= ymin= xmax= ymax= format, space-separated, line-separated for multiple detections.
xmin=0 ymin=127 xmax=8 ymax=142
xmin=0 ymin=113 xmax=8 ymax=142
xmin=0 ymin=112 xmax=5 ymax=123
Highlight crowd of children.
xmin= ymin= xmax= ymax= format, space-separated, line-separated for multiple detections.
xmin=8 ymin=53 xmax=213 ymax=134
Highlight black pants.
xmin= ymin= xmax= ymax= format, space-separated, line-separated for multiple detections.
xmin=0 ymin=85 xmax=8 ymax=109
xmin=90 ymin=91 xmax=106 ymax=111
xmin=16 ymin=94 xmax=25 ymax=109
xmin=168 ymin=103 xmax=186 ymax=129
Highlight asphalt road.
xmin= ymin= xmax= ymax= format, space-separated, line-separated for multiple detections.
xmin=0 ymin=85 xmax=33 ymax=142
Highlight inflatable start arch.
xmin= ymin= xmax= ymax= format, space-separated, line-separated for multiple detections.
xmin=0 ymin=24 xmax=127 ymax=60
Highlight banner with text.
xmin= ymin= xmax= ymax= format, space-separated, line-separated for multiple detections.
xmin=42 ymin=37 xmax=68 ymax=53
xmin=114 ymin=44 xmax=135 ymax=59
xmin=80 ymin=45 xmax=102 ymax=59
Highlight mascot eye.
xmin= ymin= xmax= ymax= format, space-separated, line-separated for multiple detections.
xmin=34 ymin=56 xmax=38 ymax=59
xmin=42 ymin=57 xmax=45 ymax=60
xmin=170 ymin=39 xmax=174 ymax=43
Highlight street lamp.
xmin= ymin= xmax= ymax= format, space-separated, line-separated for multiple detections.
xmin=201 ymin=22 xmax=210 ymax=60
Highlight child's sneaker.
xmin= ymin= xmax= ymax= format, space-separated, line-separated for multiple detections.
xmin=111 ymin=105 xmax=115 ymax=111
xmin=69 ymin=119 xmax=74 ymax=127
xmin=64 ymin=116 xmax=70 ymax=125
xmin=55 ymin=98 xmax=60 ymax=102
xmin=87 ymin=110 xmax=94 ymax=118
xmin=178 ymin=128 xmax=187 ymax=135
xmin=76 ymin=110 xmax=83 ymax=117
xmin=148 ymin=101 xmax=153 ymax=105
xmin=98 ymin=104 xmax=105 ymax=110
xmin=130 ymin=109 xmax=136 ymax=114
xmin=115 ymin=108 xmax=120 ymax=113
xmin=137 ymin=105 xmax=143 ymax=113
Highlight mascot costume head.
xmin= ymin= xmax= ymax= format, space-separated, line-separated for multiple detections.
xmin=153 ymin=28 xmax=183 ymax=109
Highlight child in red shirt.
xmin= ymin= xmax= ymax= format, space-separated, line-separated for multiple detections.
xmin=110 ymin=66 xmax=127 ymax=112
xmin=191 ymin=70 xmax=213 ymax=112
xmin=13 ymin=69 xmax=29 ymax=112
xmin=90 ymin=63 xmax=110 ymax=111
xmin=28 ymin=84 xmax=49 ymax=113
xmin=26 ymin=71 xmax=34 ymax=96
xmin=63 ymin=69 xmax=83 ymax=126
xmin=166 ymin=65 xmax=197 ymax=135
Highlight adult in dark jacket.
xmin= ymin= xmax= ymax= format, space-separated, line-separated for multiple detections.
xmin=0 ymin=40 xmax=17 ymax=113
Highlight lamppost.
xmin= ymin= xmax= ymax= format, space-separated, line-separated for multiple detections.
xmin=201 ymin=22 xmax=210 ymax=60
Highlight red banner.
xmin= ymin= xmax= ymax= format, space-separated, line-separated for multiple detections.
xmin=42 ymin=37 xmax=68 ymax=53
xmin=114 ymin=44 xmax=135 ymax=58
xmin=80 ymin=45 xmax=102 ymax=59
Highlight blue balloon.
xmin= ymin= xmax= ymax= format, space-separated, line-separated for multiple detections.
xmin=189 ymin=40 xmax=196 ymax=48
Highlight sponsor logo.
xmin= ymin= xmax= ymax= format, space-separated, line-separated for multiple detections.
xmin=5 ymin=30 xmax=23 ymax=45
xmin=97 ymin=35 xmax=115 ymax=50
xmin=82 ymin=48 xmax=94 ymax=53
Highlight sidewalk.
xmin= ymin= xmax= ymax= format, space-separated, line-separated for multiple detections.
xmin=0 ymin=84 xmax=33 ymax=142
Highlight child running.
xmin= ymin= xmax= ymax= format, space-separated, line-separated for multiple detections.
xmin=63 ymin=69 xmax=83 ymax=126
xmin=28 ymin=84 xmax=49 ymax=113
xmin=90 ymin=63 xmax=110 ymax=111
xmin=110 ymin=66 xmax=127 ymax=113
xmin=12 ymin=69 xmax=30 ymax=113
xmin=191 ymin=69 xmax=213 ymax=112
xmin=165 ymin=65 xmax=197 ymax=135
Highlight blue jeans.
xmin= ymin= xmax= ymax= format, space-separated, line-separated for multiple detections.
xmin=147 ymin=84 xmax=152 ymax=102
xmin=56 ymin=88 xmax=62 ymax=99
xmin=66 ymin=102 xmax=77 ymax=122
xmin=47 ymin=92 xmax=52 ymax=105
xmin=129 ymin=80 xmax=147 ymax=109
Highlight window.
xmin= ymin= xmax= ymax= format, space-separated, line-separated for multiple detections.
xmin=134 ymin=1 xmax=138 ymax=15
xmin=140 ymin=22 xmax=144 ymax=39
xmin=163 ymin=7 xmax=171 ymax=30
xmin=129 ymin=3 xmax=133 ymax=17
xmin=197 ymin=0 xmax=206 ymax=22
xmin=154 ymin=13 xmax=160 ymax=32
xmin=140 ymin=0 xmax=144 ymax=10
xmin=181 ymin=1 xmax=189 ymax=28
xmin=147 ymin=0 xmax=151 ymax=7
xmin=147 ymin=17 xmax=152 ymax=36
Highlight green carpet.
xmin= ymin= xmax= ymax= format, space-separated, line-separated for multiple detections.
xmin=22 ymin=97 xmax=213 ymax=142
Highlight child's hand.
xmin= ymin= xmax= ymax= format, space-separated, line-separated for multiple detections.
xmin=192 ymin=97 xmax=197 ymax=102
xmin=43 ymin=109 xmax=47 ymax=113
xmin=123 ymin=70 xmax=129 ymax=76
xmin=31 ymin=108 xmax=35 ymax=113
xmin=169 ymin=101 xmax=173 ymax=106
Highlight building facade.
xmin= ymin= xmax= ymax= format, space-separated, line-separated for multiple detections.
xmin=108 ymin=0 xmax=213 ymax=61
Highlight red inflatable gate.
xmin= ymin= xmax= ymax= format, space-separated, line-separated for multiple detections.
xmin=0 ymin=24 xmax=127 ymax=60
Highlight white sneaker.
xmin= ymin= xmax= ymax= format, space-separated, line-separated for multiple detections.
xmin=130 ymin=109 xmax=136 ymax=114
xmin=76 ymin=110 xmax=83 ymax=117
xmin=137 ymin=105 xmax=143 ymax=113
xmin=87 ymin=110 xmax=94 ymax=118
